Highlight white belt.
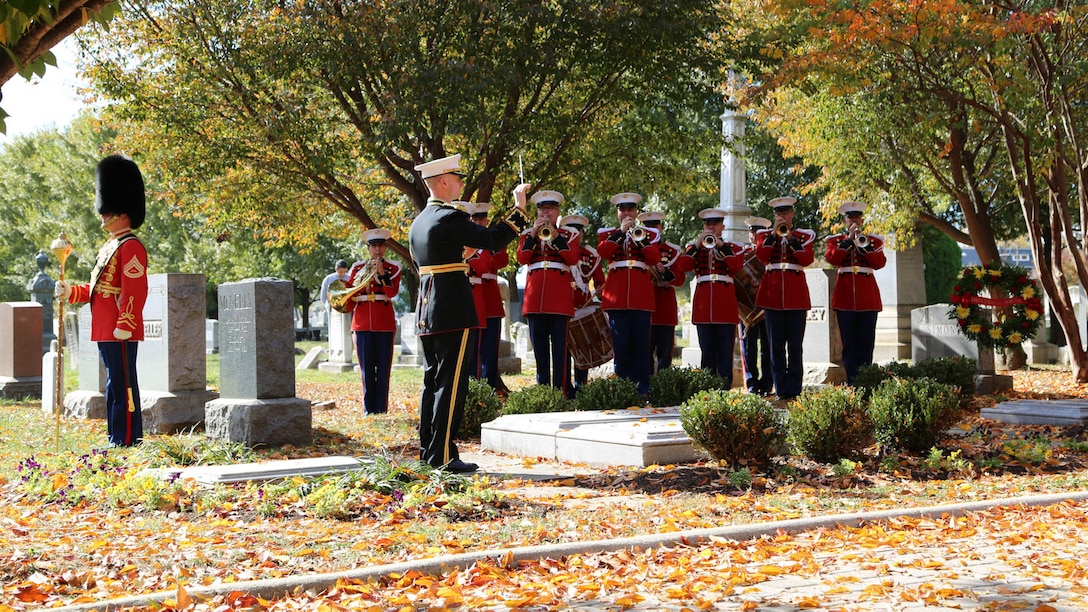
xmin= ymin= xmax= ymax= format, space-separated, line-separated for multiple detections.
xmin=469 ymin=277 xmax=483 ymax=285
xmin=481 ymin=273 xmax=498 ymax=280
xmin=526 ymin=261 xmax=570 ymax=273
xmin=609 ymin=260 xmax=649 ymax=271
xmin=696 ymin=274 xmax=733 ymax=284
xmin=352 ymin=293 xmax=389 ymax=302
xmin=766 ymin=263 xmax=804 ymax=272
xmin=838 ymin=266 xmax=874 ymax=275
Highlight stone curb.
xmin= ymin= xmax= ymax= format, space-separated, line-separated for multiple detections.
xmin=50 ymin=490 xmax=1088 ymax=611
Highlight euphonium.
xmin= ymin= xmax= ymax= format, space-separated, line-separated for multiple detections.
xmin=328 ymin=260 xmax=381 ymax=313
xmin=775 ymin=222 xmax=791 ymax=237
xmin=701 ymin=233 xmax=718 ymax=249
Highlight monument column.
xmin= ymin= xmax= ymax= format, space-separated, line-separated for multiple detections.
xmin=720 ymin=106 xmax=752 ymax=246
xmin=26 ymin=250 xmax=57 ymax=354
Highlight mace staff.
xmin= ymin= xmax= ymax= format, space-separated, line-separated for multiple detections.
xmin=50 ymin=233 xmax=73 ymax=451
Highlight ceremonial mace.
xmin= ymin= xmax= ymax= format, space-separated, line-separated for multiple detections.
xmin=50 ymin=233 xmax=73 ymax=450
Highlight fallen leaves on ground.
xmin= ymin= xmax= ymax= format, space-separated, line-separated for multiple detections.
xmin=0 ymin=368 xmax=1085 ymax=609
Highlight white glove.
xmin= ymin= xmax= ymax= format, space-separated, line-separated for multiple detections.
xmin=113 ymin=328 xmax=133 ymax=340
xmin=54 ymin=281 xmax=71 ymax=300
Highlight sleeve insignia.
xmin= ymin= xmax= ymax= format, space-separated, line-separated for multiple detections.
xmin=122 ymin=255 xmax=146 ymax=279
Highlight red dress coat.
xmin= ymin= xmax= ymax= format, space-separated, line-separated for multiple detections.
xmin=650 ymin=241 xmax=688 ymax=326
xmin=754 ymin=228 xmax=816 ymax=310
xmin=69 ymin=230 xmax=148 ymax=341
xmin=481 ymin=248 xmax=508 ymax=319
xmin=345 ymin=259 xmax=401 ymax=332
xmin=597 ymin=227 xmax=662 ymax=312
xmin=825 ymin=233 xmax=886 ymax=311
xmin=687 ymin=240 xmax=745 ymax=324
xmin=572 ymin=243 xmax=605 ymax=310
xmin=518 ymin=227 xmax=580 ymax=316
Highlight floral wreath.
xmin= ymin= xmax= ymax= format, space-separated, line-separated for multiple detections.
xmin=948 ymin=263 xmax=1043 ymax=349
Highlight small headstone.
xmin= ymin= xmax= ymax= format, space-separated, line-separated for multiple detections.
xmin=205 ymin=319 xmax=219 ymax=354
xmin=149 ymin=456 xmax=364 ymax=485
xmin=512 ymin=321 xmax=534 ymax=366
xmin=981 ymin=399 xmax=1088 ymax=426
xmin=41 ymin=345 xmax=59 ymax=414
xmin=318 ymin=310 xmax=354 ymax=373
xmin=393 ymin=312 xmax=423 ymax=368
xmin=298 ymin=346 xmax=325 ymax=370
xmin=911 ymin=304 xmax=979 ymax=362
xmin=205 ymin=278 xmax=312 ymax=447
xmin=0 ymin=301 xmax=44 ymax=399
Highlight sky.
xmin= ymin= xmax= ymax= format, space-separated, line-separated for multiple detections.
xmin=0 ymin=38 xmax=87 ymax=147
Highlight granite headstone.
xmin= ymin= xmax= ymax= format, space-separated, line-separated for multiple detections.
xmin=0 ymin=302 xmax=43 ymax=398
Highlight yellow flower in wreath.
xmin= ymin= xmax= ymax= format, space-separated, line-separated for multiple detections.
xmin=955 ymin=306 xmax=971 ymax=319
xmin=1025 ymin=309 xmax=1040 ymax=320
xmin=989 ymin=269 xmax=1002 ymax=278
xmin=972 ymin=267 xmax=986 ymax=279
xmin=1008 ymin=332 xmax=1023 ymax=344
xmin=1021 ymin=286 xmax=1036 ymax=299
xmin=989 ymin=328 xmax=1004 ymax=340
xmin=967 ymin=324 xmax=983 ymax=334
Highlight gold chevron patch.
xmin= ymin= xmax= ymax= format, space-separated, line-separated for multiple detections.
xmin=122 ymin=255 xmax=145 ymax=279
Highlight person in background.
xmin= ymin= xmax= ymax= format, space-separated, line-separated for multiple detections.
xmin=561 ymin=213 xmax=605 ymax=395
xmin=683 ymin=208 xmax=744 ymax=383
xmin=465 ymin=202 xmax=509 ymax=394
xmin=639 ymin=210 xmax=687 ymax=374
xmin=597 ymin=192 xmax=660 ymax=397
xmin=56 ymin=154 xmax=148 ymax=447
xmin=740 ymin=216 xmax=774 ymax=395
xmin=754 ymin=196 xmax=815 ymax=401
xmin=825 ymin=201 xmax=886 ymax=384
xmin=344 ymin=228 xmax=401 ymax=415
xmin=320 ymin=259 xmax=350 ymax=311
xmin=409 ymin=153 xmax=529 ymax=473
xmin=517 ymin=190 xmax=579 ymax=392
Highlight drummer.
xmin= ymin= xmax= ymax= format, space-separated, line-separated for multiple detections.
xmin=740 ymin=216 xmax=773 ymax=395
xmin=517 ymin=190 xmax=580 ymax=392
xmin=561 ymin=213 xmax=605 ymax=395
xmin=682 ymin=208 xmax=744 ymax=383
xmin=639 ymin=210 xmax=688 ymax=374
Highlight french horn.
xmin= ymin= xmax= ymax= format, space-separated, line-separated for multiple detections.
xmin=328 ymin=260 xmax=381 ymax=313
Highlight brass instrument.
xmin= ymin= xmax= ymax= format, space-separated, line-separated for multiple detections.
xmin=328 ymin=260 xmax=381 ymax=313
xmin=852 ymin=229 xmax=869 ymax=248
xmin=537 ymin=224 xmax=556 ymax=242
xmin=701 ymin=233 xmax=718 ymax=249
xmin=775 ymin=223 xmax=791 ymax=237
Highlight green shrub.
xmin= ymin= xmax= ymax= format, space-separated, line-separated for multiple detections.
xmin=912 ymin=357 xmax=977 ymax=399
xmin=680 ymin=389 xmax=785 ymax=467
xmin=501 ymin=384 xmax=571 ymax=415
xmin=868 ymin=377 xmax=960 ymax=454
xmin=787 ymin=386 xmax=872 ymax=463
xmin=649 ymin=367 xmax=731 ymax=407
xmin=458 ymin=378 xmax=503 ymax=438
xmin=573 ymin=376 xmax=644 ymax=411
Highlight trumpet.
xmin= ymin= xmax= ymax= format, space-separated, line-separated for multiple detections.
xmin=537 ymin=224 xmax=557 ymax=242
xmin=775 ymin=223 xmax=791 ymax=237
xmin=328 ymin=260 xmax=381 ymax=313
xmin=853 ymin=230 xmax=869 ymax=248
xmin=701 ymin=233 xmax=718 ymax=249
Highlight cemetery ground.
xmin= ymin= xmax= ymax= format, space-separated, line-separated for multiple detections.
xmin=1 ymin=344 xmax=1087 ymax=610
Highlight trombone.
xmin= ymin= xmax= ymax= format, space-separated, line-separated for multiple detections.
xmin=328 ymin=259 xmax=381 ymax=313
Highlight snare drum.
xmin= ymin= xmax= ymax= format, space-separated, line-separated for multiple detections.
xmin=567 ymin=304 xmax=613 ymax=369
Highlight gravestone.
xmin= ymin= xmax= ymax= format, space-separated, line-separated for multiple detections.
xmin=204 ymin=278 xmax=312 ymax=446
xmin=1069 ymin=285 xmax=1088 ymax=366
xmin=0 ymin=302 xmax=43 ymax=399
xmin=63 ymin=304 xmax=106 ymax=419
xmin=802 ymin=269 xmax=845 ymax=385
xmin=137 ymin=274 xmax=217 ymax=433
xmin=26 ymin=250 xmax=56 ymax=354
xmin=511 ymin=321 xmax=535 ymax=367
xmin=318 ymin=310 xmax=354 ymax=373
xmin=41 ymin=340 xmax=59 ymax=414
xmin=873 ymin=242 xmax=925 ymax=362
xmin=205 ymin=319 xmax=219 ymax=354
xmin=393 ymin=312 xmax=423 ymax=368
xmin=911 ymin=304 xmax=979 ymax=362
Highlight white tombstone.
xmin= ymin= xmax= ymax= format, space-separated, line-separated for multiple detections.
xmin=318 ymin=310 xmax=355 ymax=373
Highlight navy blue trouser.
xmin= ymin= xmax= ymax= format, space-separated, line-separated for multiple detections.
xmin=608 ymin=309 xmax=652 ymax=395
xmin=99 ymin=341 xmax=142 ymax=446
xmin=741 ymin=320 xmax=773 ymax=394
xmin=355 ymin=330 xmax=394 ymax=414
xmin=836 ymin=309 xmax=879 ymax=384
xmin=696 ymin=323 xmax=736 ymax=387
xmin=528 ymin=313 xmax=569 ymax=391
xmin=649 ymin=324 xmax=675 ymax=374
xmin=419 ymin=328 xmax=476 ymax=468
xmin=764 ymin=309 xmax=807 ymax=398
xmin=478 ymin=316 xmax=503 ymax=389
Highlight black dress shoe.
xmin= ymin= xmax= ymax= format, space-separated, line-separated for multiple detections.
xmin=442 ymin=459 xmax=479 ymax=473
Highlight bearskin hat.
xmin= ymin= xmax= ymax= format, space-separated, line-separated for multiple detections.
xmin=95 ymin=154 xmax=146 ymax=229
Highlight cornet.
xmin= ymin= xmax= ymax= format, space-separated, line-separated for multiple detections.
xmin=775 ymin=223 xmax=791 ymax=237
xmin=701 ymin=233 xmax=718 ymax=249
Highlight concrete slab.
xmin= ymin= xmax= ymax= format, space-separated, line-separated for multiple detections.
xmin=556 ymin=419 xmax=701 ymax=467
xmin=480 ymin=408 xmax=684 ymax=461
xmin=173 ymin=456 xmax=365 ymax=484
xmin=981 ymin=399 xmax=1088 ymax=426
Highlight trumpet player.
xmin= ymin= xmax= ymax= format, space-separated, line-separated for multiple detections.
xmin=598 ymin=192 xmax=661 ymax=396
xmin=682 ymin=208 xmax=744 ymax=383
xmin=825 ymin=201 xmax=886 ymax=385
xmin=754 ymin=196 xmax=815 ymax=401
xmin=345 ymin=228 xmax=402 ymax=415
xmin=518 ymin=190 xmax=580 ymax=392
xmin=465 ymin=202 xmax=510 ymax=395
xmin=639 ymin=211 xmax=687 ymax=374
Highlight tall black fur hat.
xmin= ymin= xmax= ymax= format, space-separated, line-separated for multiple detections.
xmin=95 ymin=154 xmax=146 ymax=229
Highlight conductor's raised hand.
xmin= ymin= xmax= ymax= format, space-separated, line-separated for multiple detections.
xmin=512 ymin=183 xmax=531 ymax=211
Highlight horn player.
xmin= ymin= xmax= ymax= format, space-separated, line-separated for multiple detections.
xmin=825 ymin=201 xmax=886 ymax=385
xmin=754 ymin=196 xmax=815 ymax=402
xmin=344 ymin=228 xmax=401 ymax=415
